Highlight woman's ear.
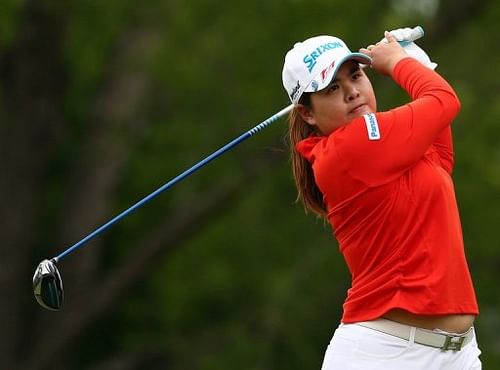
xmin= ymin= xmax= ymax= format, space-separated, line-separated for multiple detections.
xmin=296 ymin=104 xmax=316 ymax=126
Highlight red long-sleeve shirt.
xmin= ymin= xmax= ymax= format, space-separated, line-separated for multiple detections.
xmin=296 ymin=58 xmax=478 ymax=323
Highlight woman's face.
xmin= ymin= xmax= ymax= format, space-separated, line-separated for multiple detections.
xmin=298 ymin=60 xmax=377 ymax=135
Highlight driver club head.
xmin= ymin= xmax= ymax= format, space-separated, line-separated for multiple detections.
xmin=33 ymin=259 xmax=64 ymax=311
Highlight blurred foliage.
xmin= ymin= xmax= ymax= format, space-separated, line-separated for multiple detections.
xmin=1 ymin=0 xmax=499 ymax=369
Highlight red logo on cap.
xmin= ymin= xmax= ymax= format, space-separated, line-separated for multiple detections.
xmin=320 ymin=60 xmax=336 ymax=82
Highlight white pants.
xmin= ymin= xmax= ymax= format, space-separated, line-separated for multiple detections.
xmin=321 ymin=323 xmax=482 ymax=370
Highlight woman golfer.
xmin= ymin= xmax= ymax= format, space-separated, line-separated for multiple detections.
xmin=281 ymin=30 xmax=481 ymax=369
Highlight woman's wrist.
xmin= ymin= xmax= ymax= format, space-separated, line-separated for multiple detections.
xmin=385 ymin=54 xmax=409 ymax=76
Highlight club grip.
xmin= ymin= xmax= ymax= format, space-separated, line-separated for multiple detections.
xmin=397 ymin=26 xmax=424 ymax=47
xmin=382 ymin=26 xmax=425 ymax=46
xmin=408 ymin=26 xmax=424 ymax=42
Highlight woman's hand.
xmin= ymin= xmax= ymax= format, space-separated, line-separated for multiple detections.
xmin=359 ymin=32 xmax=408 ymax=75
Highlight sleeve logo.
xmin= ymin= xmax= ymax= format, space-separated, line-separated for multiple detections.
xmin=363 ymin=113 xmax=381 ymax=140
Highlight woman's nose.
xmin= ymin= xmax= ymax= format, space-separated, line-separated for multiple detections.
xmin=345 ymin=84 xmax=360 ymax=101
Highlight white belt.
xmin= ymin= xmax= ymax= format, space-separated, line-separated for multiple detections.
xmin=357 ymin=318 xmax=474 ymax=351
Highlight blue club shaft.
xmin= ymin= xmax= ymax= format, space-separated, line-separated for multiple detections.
xmin=54 ymin=104 xmax=293 ymax=263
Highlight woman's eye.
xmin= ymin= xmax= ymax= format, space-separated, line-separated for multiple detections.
xmin=352 ymin=72 xmax=362 ymax=80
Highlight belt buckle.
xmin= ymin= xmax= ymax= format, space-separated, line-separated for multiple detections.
xmin=442 ymin=335 xmax=465 ymax=351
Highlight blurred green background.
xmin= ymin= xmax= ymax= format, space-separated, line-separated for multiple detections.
xmin=1 ymin=0 xmax=499 ymax=369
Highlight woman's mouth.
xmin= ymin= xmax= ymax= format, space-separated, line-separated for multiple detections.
xmin=349 ymin=104 xmax=368 ymax=115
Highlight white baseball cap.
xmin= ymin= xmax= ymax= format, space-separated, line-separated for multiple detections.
xmin=282 ymin=35 xmax=372 ymax=105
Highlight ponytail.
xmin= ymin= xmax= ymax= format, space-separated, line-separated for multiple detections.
xmin=287 ymin=95 xmax=327 ymax=217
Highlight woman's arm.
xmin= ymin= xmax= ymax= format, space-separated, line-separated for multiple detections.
xmin=329 ymin=57 xmax=460 ymax=186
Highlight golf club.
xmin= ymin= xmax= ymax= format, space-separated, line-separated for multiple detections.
xmin=33 ymin=104 xmax=293 ymax=310
xmin=33 ymin=26 xmax=425 ymax=311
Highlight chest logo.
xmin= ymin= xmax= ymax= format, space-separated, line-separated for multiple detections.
xmin=363 ymin=113 xmax=381 ymax=140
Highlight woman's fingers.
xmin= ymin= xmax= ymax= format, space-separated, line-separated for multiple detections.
xmin=359 ymin=47 xmax=371 ymax=56
xmin=384 ymin=31 xmax=397 ymax=43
